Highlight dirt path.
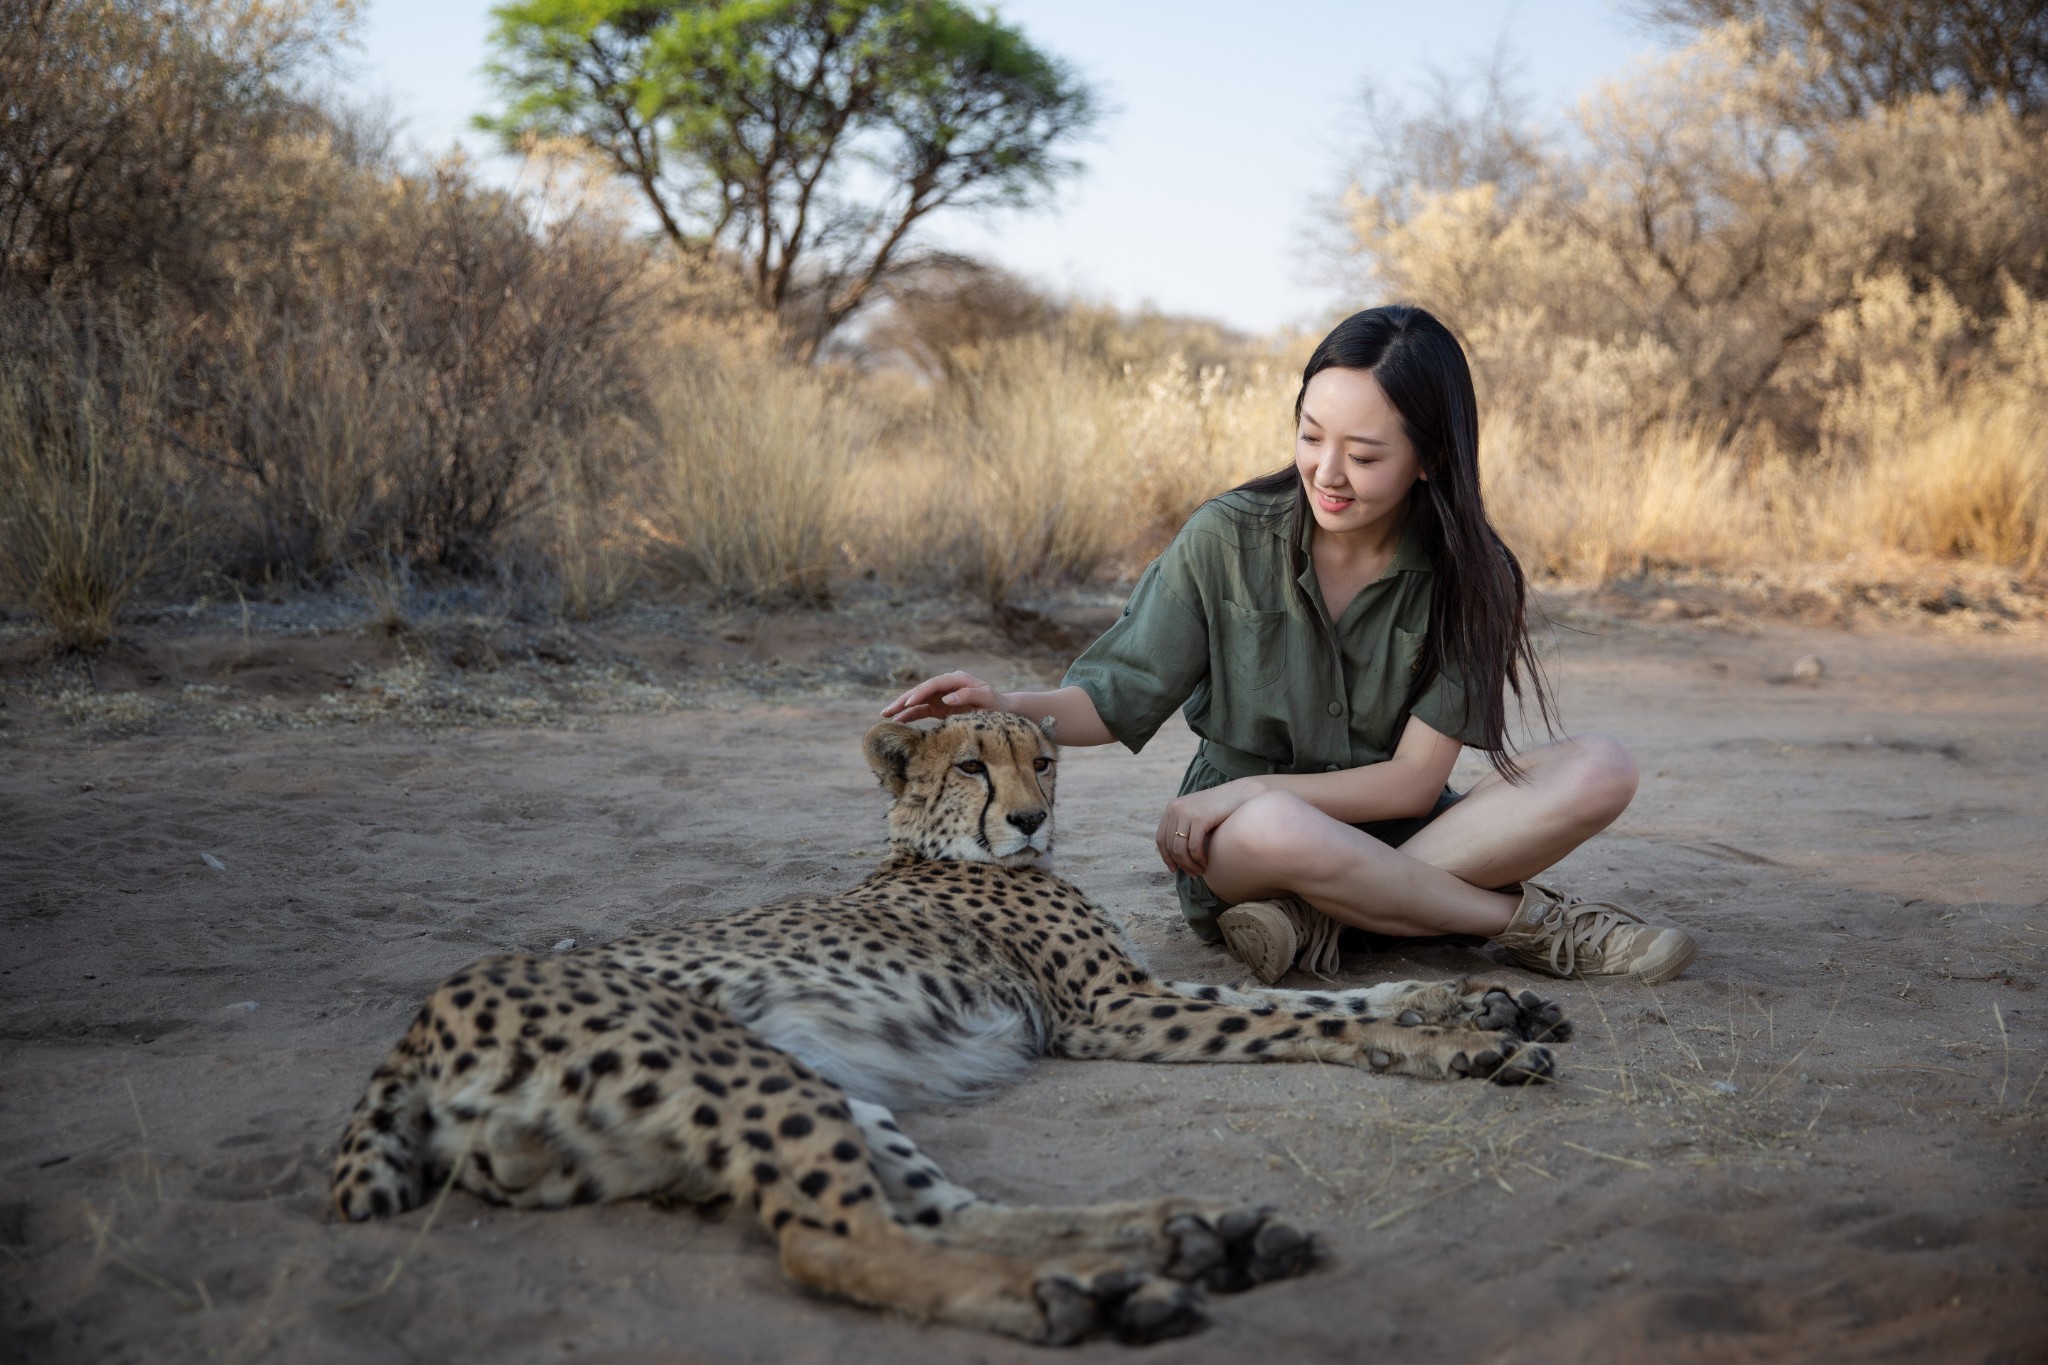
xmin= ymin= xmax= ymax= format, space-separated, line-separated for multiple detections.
xmin=2 ymin=612 xmax=2043 ymax=1362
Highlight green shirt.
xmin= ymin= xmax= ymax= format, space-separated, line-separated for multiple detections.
xmin=1064 ymin=485 xmax=1489 ymax=775
xmin=1064 ymin=485 xmax=1489 ymax=941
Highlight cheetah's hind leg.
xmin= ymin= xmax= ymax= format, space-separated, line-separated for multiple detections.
xmin=847 ymin=1099 xmax=1319 ymax=1294
xmin=335 ymin=960 xmax=1203 ymax=1345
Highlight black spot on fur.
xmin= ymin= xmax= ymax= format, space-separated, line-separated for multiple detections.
xmin=798 ymin=1170 xmax=831 ymax=1197
xmin=778 ymin=1114 xmax=814 ymax=1139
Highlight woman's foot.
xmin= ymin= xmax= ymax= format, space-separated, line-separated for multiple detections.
xmin=1217 ymin=897 xmax=1343 ymax=985
xmin=1488 ymin=882 xmax=1697 ymax=984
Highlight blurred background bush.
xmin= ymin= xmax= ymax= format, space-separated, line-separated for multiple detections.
xmin=1 ymin=0 xmax=2042 ymax=650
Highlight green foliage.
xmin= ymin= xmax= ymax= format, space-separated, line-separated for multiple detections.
xmin=479 ymin=0 xmax=1096 ymax=353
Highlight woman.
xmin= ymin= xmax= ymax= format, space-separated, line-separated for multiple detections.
xmin=882 ymin=305 xmax=1695 ymax=987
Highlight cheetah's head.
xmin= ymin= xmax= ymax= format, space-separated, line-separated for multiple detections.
xmin=863 ymin=713 xmax=1058 ymax=868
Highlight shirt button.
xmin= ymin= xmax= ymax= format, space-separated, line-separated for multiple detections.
xmin=1326 ymin=701 xmax=1343 ymax=716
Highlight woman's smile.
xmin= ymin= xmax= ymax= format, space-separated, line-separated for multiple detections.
xmin=1311 ymin=486 xmax=1354 ymax=514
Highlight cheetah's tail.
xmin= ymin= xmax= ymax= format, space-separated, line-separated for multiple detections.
xmin=330 ymin=1009 xmax=436 ymax=1221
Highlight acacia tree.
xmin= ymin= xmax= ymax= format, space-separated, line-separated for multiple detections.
xmin=480 ymin=0 xmax=1096 ymax=354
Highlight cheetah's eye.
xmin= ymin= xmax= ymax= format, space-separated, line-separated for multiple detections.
xmin=956 ymin=759 xmax=987 ymax=775
xmin=1032 ymin=757 xmax=1053 ymax=772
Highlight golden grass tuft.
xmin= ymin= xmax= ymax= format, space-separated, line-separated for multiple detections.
xmin=641 ymin=343 xmax=861 ymax=606
xmin=0 ymin=310 xmax=177 ymax=651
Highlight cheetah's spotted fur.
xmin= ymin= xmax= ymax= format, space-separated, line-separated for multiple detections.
xmin=332 ymin=713 xmax=1574 ymax=1344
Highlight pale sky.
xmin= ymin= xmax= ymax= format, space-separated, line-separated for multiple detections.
xmin=347 ymin=1 xmax=1662 ymax=334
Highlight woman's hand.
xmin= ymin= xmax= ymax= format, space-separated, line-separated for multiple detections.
xmin=882 ymin=670 xmax=1004 ymax=723
xmin=1156 ymin=780 xmax=1265 ymax=878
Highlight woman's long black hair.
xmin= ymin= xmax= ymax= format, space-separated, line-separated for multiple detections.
xmin=1230 ymin=304 xmax=1553 ymax=778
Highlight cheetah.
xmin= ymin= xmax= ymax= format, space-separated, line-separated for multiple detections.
xmin=332 ymin=713 xmax=1573 ymax=1344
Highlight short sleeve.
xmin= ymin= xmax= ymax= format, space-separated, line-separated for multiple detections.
xmin=1407 ymin=658 xmax=1492 ymax=750
xmin=1062 ymin=546 xmax=1210 ymax=754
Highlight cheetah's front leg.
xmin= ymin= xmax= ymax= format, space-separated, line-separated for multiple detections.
xmin=1160 ymin=977 xmax=1573 ymax=1044
xmin=1061 ymin=989 xmax=1555 ymax=1083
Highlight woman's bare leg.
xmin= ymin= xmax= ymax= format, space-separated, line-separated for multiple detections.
xmin=1201 ymin=736 xmax=1639 ymax=938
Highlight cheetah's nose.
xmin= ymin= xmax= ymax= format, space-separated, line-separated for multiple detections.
xmin=1008 ymin=809 xmax=1047 ymax=835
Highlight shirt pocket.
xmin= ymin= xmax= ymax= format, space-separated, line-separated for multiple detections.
xmin=1223 ymin=599 xmax=1290 ymax=690
xmin=1393 ymin=626 xmax=1427 ymax=682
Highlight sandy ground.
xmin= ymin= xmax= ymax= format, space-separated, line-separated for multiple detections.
xmin=2 ymin=597 xmax=2045 ymax=1363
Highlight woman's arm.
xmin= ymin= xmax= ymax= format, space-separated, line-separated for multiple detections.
xmin=1158 ymin=715 xmax=1462 ymax=876
xmin=1252 ymin=714 xmax=1463 ymax=823
xmin=880 ymin=673 xmax=1118 ymax=747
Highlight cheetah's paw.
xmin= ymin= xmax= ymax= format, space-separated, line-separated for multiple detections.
xmin=1034 ymin=1266 xmax=1206 ymax=1345
xmin=1448 ymin=1036 xmax=1556 ymax=1084
xmin=1162 ymin=1208 xmax=1319 ymax=1293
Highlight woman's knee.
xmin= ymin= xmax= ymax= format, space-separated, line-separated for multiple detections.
xmin=1558 ymin=734 xmax=1638 ymax=822
xmin=1214 ymin=790 xmax=1353 ymax=878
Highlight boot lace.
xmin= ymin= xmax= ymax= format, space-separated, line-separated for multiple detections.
xmin=1285 ymin=899 xmax=1345 ymax=980
xmin=1535 ymin=896 xmax=1649 ymax=977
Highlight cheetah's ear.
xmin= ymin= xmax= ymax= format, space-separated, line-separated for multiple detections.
xmin=863 ymin=721 xmax=925 ymax=795
xmin=1038 ymin=715 xmax=1058 ymax=744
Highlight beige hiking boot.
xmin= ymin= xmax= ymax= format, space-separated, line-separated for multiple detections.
xmin=1216 ymin=897 xmax=1344 ymax=985
xmin=1489 ymin=881 xmax=1697 ymax=984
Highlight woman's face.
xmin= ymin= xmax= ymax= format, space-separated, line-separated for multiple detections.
xmin=1294 ymin=366 xmax=1425 ymax=539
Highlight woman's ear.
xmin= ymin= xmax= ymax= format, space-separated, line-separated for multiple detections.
xmin=863 ymin=721 xmax=924 ymax=795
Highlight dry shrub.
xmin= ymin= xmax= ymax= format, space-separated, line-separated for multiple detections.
xmin=543 ymin=460 xmax=642 ymax=620
xmin=0 ymin=0 xmax=353 ymax=304
xmin=1327 ymin=20 xmax=2048 ymax=584
xmin=171 ymin=156 xmax=654 ymax=584
xmin=0 ymin=300 xmax=178 ymax=649
xmin=643 ymin=338 xmax=862 ymax=605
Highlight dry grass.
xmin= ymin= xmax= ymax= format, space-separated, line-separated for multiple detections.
xmin=0 ymin=306 xmax=177 ymax=651
xmin=640 ymin=342 xmax=862 ymax=605
xmin=845 ymin=340 xmax=1286 ymax=604
xmin=1485 ymin=395 xmax=2048 ymax=584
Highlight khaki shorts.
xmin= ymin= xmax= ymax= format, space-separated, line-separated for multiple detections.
xmin=1175 ymin=787 xmax=1465 ymax=943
